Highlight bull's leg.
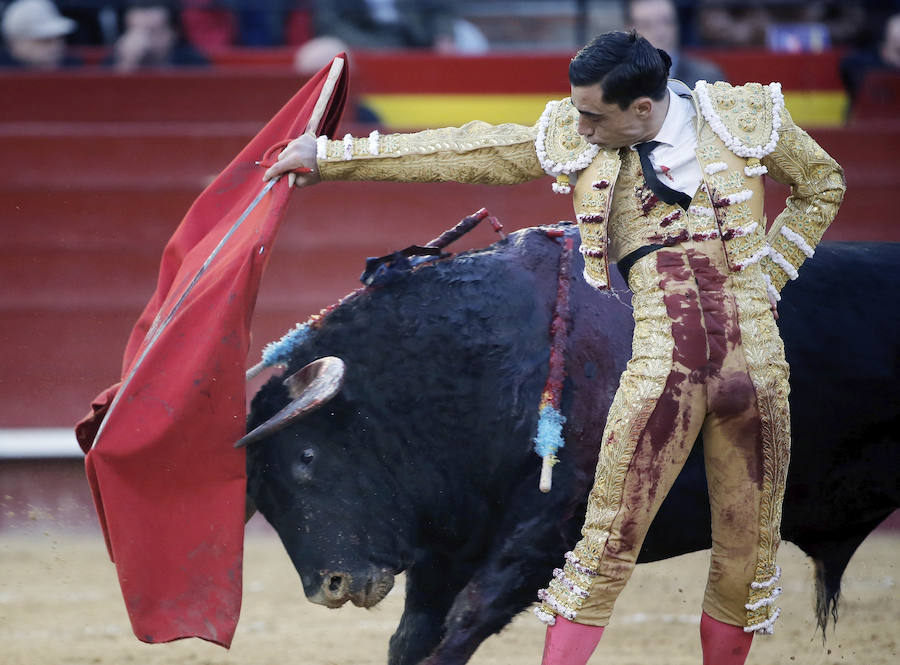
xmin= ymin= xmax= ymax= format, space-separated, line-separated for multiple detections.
xmin=388 ymin=553 xmax=474 ymax=665
xmin=416 ymin=513 xmax=570 ymax=665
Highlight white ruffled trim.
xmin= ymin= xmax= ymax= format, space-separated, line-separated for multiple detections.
xmin=342 ymin=133 xmax=354 ymax=161
xmin=780 ymin=226 xmax=815 ymax=258
xmin=731 ymin=221 xmax=758 ymax=238
xmin=367 ymin=130 xmax=380 ymax=156
xmin=769 ymin=247 xmax=800 ymax=280
xmin=744 ymin=607 xmax=781 ymax=635
xmin=533 ymin=606 xmax=557 ymax=626
xmin=705 ymin=161 xmax=728 ymax=174
xmin=537 ymin=588 xmax=577 ymax=620
xmin=762 ymin=272 xmax=781 ymax=303
xmin=689 ymin=205 xmax=714 ymax=218
xmin=735 ymin=246 xmax=770 ymax=270
xmin=582 ymin=268 xmax=609 ymax=290
xmin=745 ymin=586 xmax=783 ymax=611
xmin=745 ymin=164 xmax=768 ymax=177
xmin=316 ymin=135 xmax=328 ymax=160
xmin=535 ymin=99 xmax=600 ymax=175
xmin=565 ymin=551 xmax=599 ymax=577
xmin=553 ymin=568 xmax=589 ymax=598
xmin=695 ymin=81 xmax=784 ymax=159
xmin=725 ymin=189 xmax=754 ymax=205
xmin=552 ymin=182 xmax=571 ymax=194
xmin=751 ymin=565 xmax=782 ymax=589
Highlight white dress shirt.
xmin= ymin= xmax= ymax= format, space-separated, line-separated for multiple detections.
xmin=630 ymin=84 xmax=701 ymax=199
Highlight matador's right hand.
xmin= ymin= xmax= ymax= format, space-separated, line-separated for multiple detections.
xmin=263 ymin=133 xmax=321 ymax=188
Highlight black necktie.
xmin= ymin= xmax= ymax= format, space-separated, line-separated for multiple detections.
xmin=635 ymin=141 xmax=692 ymax=210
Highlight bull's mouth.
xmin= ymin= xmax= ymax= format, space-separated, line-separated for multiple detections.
xmin=351 ymin=570 xmax=395 ymax=608
xmin=307 ymin=567 xmax=395 ymax=609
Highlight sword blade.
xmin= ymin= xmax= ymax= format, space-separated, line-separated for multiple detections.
xmin=91 ymin=177 xmax=279 ymax=449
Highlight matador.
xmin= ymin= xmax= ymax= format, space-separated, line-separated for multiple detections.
xmin=266 ymin=31 xmax=844 ymax=665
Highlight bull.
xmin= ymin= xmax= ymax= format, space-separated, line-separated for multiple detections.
xmin=244 ymin=224 xmax=899 ymax=665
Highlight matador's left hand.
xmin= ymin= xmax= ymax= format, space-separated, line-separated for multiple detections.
xmin=768 ymin=292 xmax=779 ymax=319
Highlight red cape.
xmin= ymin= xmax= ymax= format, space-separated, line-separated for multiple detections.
xmin=75 ymin=57 xmax=348 ymax=647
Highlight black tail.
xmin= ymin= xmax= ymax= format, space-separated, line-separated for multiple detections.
xmin=812 ymin=557 xmax=841 ymax=637
xmin=802 ymin=514 xmax=893 ymax=638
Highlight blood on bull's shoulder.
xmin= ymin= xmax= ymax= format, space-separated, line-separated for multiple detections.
xmin=244 ymin=227 xmax=899 ymax=665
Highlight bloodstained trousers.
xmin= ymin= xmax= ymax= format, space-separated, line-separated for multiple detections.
xmin=541 ymin=238 xmax=791 ymax=632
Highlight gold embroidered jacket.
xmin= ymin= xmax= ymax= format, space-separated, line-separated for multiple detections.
xmin=317 ymin=81 xmax=844 ymax=298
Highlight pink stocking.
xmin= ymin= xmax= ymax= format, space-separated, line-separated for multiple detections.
xmin=700 ymin=611 xmax=753 ymax=665
xmin=541 ymin=616 xmax=604 ymax=665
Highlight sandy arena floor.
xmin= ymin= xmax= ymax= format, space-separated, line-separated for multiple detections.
xmin=1 ymin=514 xmax=897 ymax=665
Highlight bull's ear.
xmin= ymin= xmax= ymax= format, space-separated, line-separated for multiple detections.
xmin=235 ymin=356 xmax=346 ymax=448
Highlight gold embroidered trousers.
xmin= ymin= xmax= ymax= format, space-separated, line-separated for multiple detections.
xmin=538 ymin=238 xmax=790 ymax=632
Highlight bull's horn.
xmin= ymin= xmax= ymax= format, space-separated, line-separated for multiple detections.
xmin=235 ymin=356 xmax=346 ymax=448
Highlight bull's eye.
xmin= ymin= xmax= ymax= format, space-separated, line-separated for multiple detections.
xmin=291 ymin=447 xmax=316 ymax=483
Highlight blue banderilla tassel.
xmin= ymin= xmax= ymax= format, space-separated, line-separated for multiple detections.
xmin=261 ymin=322 xmax=312 ymax=367
xmin=533 ymin=404 xmax=566 ymax=459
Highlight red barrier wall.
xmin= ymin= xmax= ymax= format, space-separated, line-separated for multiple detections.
xmin=0 ymin=64 xmax=895 ymax=429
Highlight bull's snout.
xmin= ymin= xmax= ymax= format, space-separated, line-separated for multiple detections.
xmin=323 ymin=572 xmax=351 ymax=604
xmin=309 ymin=568 xmax=395 ymax=609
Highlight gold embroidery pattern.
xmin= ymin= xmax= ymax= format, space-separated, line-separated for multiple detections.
xmin=698 ymin=144 xmax=723 ymax=162
xmin=541 ymin=98 xmax=597 ymax=170
xmin=710 ymin=171 xmax=745 ymax=192
xmin=691 ymin=121 xmax=767 ymax=271
xmin=606 ymin=150 xmax=686 ymax=261
xmin=685 ymin=184 xmax=719 ymax=237
xmin=730 ymin=265 xmax=791 ymax=632
xmin=760 ymin=108 xmax=845 ymax=292
xmin=537 ymin=257 xmax=673 ymax=622
xmin=574 ymin=152 xmax=621 ymax=290
xmin=703 ymin=82 xmax=777 ymax=153
xmin=318 ymin=122 xmax=545 ymax=185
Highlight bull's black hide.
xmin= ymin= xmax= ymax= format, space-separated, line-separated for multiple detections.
xmin=246 ymin=226 xmax=898 ymax=665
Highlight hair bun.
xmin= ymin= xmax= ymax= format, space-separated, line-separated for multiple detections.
xmin=657 ymin=48 xmax=673 ymax=71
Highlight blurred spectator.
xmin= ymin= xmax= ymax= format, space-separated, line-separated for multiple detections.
xmin=886 ymin=13 xmax=900 ymax=66
xmin=107 ymin=0 xmax=209 ymax=70
xmin=311 ymin=0 xmax=456 ymax=51
xmin=179 ymin=1 xmax=303 ymax=49
xmin=293 ymin=35 xmax=380 ymax=123
xmin=55 ymin=1 xmax=118 ymax=46
xmin=626 ymin=0 xmax=725 ymax=86
xmin=695 ymin=1 xmax=770 ymax=48
xmin=804 ymin=1 xmax=866 ymax=47
xmin=0 ymin=0 xmax=81 ymax=68
xmin=181 ymin=0 xmax=237 ymax=50
xmin=695 ymin=1 xmax=866 ymax=49
xmin=293 ymin=34 xmax=348 ymax=74
xmin=840 ymin=12 xmax=900 ymax=106
xmin=233 ymin=0 xmax=292 ymax=46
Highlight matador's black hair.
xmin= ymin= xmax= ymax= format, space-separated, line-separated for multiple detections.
xmin=569 ymin=30 xmax=672 ymax=109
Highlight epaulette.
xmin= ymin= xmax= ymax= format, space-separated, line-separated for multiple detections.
xmin=535 ymin=98 xmax=600 ymax=175
xmin=694 ymin=81 xmax=785 ymax=160
xmin=534 ymin=97 xmax=609 ymax=194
